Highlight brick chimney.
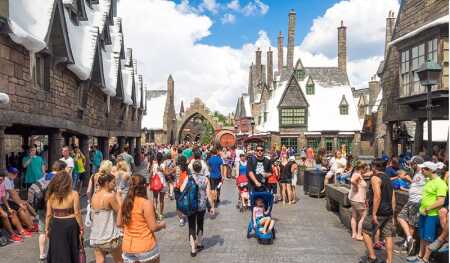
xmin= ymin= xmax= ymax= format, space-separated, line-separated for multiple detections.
xmin=368 ymin=75 xmax=380 ymax=110
xmin=337 ymin=20 xmax=347 ymax=73
xmin=125 ymin=48 xmax=133 ymax=67
xmin=267 ymin=47 xmax=273 ymax=89
xmin=277 ymin=31 xmax=283 ymax=74
xmin=385 ymin=11 xmax=396 ymax=57
xmin=287 ymin=9 xmax=296 ymax=71
xmin=248 ymin=63 xmax=254 ymax=103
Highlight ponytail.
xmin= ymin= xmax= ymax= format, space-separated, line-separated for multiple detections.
xmin=121 ymin=174 xmax=147 ymax=225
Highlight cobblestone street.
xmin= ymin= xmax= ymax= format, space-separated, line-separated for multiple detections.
xmin=0 ymin=180 xmax=370 ymax=263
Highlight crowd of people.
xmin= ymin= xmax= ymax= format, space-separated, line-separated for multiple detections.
xmin=0 ymin=139 xmax=448 ymax=263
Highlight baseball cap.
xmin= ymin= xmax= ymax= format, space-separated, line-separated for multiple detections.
xmin=418 ymin=161 xmax=438 ymax=172
xmin=7 ymin=167 xmax=19 ymax=174
xmin=410 ymin=155 xmax=424 ymax=165
xmin=288 ymin=156 xmax=296 ymax=162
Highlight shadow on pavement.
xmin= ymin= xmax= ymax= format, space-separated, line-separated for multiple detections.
xmin=203 ymin=235 xmax=224 ymax=249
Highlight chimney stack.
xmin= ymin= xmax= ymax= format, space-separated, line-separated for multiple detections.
xmin=267 ymin=47 xmax=273 ymax=89
xmin=337 ymin=20 xmax=347 ymax=73
xmin=385 ymin=11 xmax=396 ymax=57
xmin=248 ymin=63 xmax=254 ymax=103
xmin=277 ymin=31 xmax=284 ymax=74
xmin=255 ymin=48 xmax=262 ymax=69
xmin=287 ymin=9 xmax=296 ymax=71
xmin=368 ymin=75 xmax=380 ymax=110
xmin=126 ymin=48 xmax=133 ymax=66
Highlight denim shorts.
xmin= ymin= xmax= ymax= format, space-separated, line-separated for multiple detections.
xmin=122 ymin=245 xmax=160 ymax=263
xmin=418 ymin=215 xmax=440 ymax=242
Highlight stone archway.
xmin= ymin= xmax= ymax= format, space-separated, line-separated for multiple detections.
xmin=177 ymin=98 xmax=221 ymax=143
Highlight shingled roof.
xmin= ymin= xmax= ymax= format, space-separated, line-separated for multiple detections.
xmin=304 ymin=67 xmax=350 ymax=86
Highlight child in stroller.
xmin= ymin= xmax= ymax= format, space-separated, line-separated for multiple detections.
xmin=247 ymin=192 xmax=276 ymax=244
xmin=253 ymin=198 xmax=275 ymax=234
xmin=235 ymin=174 xmax=249 ymax=211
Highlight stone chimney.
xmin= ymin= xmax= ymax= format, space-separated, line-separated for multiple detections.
xmin=255 ymin=48 xmax=262 ymax=69
xmin=287 ymin=9 xmax=296 ymax=71
xmin=385 ymin=11 xmax=396 ymax=57
xmin=179 ymin=100 xmax=185 ymax=117
xmin=337 ymin=20 xmax=347 ymax=73
xmin=248 ymin=63 xmax=254 ymax=103
xmin=277 ymin=31 xmax=284 ymax=74
xmin=368 ymin=75 xmax=380 ymax=110
xmin=167 ymin=75 xmax=174 ymax=104
xmin=267 ymin=47 xmax=273 ymax=89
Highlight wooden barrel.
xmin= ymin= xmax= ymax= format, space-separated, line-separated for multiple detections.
xmin=213 ymin=130 xmax=236 ymax=148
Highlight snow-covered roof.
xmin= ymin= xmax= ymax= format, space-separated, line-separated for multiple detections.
xmin=8 ymin=0 xmax=143 ymax=106
xmin=257 ymin=75 xmax=361 ymax=133
xmin=389 ymin=15 xmax=449 ymax=47
xmin=424 ymin=120 xmax=449 ymax=142
xmin=142 ymin=92 xmax=167 ymax=130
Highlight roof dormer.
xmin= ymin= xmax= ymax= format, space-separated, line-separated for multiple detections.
xmin=339 ymin=95 xmax=349 ymax=115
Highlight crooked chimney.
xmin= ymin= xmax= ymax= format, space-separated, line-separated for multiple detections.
xmin=287 ymin=9 xmax=296 ymax=71
xmin=337 ymin=20 xmax=347 ymax=73
xmin=277 ymin=31 xmax=284 ymax=74
xmin=267 ymin=48 xmax=273 ymax=89
xmin=368 ymin=75 xmax=380 ymax=111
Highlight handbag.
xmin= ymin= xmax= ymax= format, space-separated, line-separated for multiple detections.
xmin=79 ymin=236 xmax=86 ymax=263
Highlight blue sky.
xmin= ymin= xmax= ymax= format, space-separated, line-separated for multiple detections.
xmin=174 ymin=0 xmax=341 ymax=48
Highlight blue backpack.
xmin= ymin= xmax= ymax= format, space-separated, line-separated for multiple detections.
xmin=176 ymin=176 xmax=199 ymax=216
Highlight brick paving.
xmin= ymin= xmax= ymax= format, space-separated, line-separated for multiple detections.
xmin=0 ymin=179 xmax=409 ymax=263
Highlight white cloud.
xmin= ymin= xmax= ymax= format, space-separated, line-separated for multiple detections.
xmin=300 ymin=0 xmax=399 ymax=60
xmin=221 ymin=13 xmax=236 ymax=24
xmin=242 ymin=0 xmax=269 ymax=16
xmin=198 ymin=0 xmax=220 ymax=14
xmin=119 ymin=0 xmax=395 ymax=114
xmin=227 ymin=0 xmax=240 ymax=11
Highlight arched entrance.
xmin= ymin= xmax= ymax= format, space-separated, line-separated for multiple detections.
xmin=177 ymin=98 xmax=221 ymax=143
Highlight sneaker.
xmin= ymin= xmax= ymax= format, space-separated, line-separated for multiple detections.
xmin=29 ymin=223 xmax=39 ymax=233
xmin=427 ymin=238 xmax=444 ymax=251
xmin=20 ymin=230 xmax=32 ymax=238
xmin=438 ymin=242 xmax=449 ymax=253
xmin=406 ymin=256 xmax=420 ymax=262
xmin=9 ymin=234 xmax=22 ymax=243
xmin=373 ymin=241 xmax=385 ymax=250
xmin=179 ymin=218 xmax=185 ymax=227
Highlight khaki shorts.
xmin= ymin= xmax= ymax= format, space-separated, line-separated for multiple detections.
xmin=362 ymin=215 xmax=396 ymax=238
xmin=350 ymin=201 xmax=367 ymax=211
xmin=92 ymin=237 xmax=122 ymax=253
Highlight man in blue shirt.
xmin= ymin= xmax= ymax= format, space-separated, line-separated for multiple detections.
xmin=90 ymin=145 xmax=103 ymax=174
xmin=207 ymin=148 xmax=223 ymax=208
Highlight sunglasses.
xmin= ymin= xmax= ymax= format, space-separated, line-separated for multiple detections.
xmin=256 ymin=149 xmax=264 ymax=152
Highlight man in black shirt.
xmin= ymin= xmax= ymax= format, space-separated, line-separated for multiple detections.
xmin=247 ymin=145 xmax=272 ymax=192
xmin=361 ymin=158 xmax=396 ymax=263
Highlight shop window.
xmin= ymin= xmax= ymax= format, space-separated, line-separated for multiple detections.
xmin=306 ymin=137 xmax=320 ymax=152
xmin=280 ymin=108 xmax=307 ymax=127
xmin=35 ymin=53 xmax=50 ymax=91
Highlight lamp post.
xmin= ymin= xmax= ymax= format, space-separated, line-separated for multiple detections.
xmin=417 ymin=59 xmax=442 ymax=158
xmin=250 ymin=118 xmax=255 ymax=136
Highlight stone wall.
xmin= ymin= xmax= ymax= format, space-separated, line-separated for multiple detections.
xmin=0 ymin=34 xmax=141 ymax=137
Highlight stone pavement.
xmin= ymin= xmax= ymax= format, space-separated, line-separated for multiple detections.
xmin=0 ymin=179 xmax=406 ymax=263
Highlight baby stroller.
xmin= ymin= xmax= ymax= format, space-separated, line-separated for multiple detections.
xmin=246 ymin=191 xmax=276 ymax=244
xmin=236 ymin=174 xmax=249 ymax=212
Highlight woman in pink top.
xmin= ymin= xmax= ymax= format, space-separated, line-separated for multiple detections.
xmin=348 ymin=161 xmax=369 ymax=240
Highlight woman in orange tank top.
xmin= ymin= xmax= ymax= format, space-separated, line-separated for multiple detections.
xmin=118 ymin=174 xmax=166 ymax=263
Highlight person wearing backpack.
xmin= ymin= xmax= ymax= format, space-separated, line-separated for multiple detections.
xmin=150 ymin=152 xmax=167 ymax=220
xmin=180 ymin=160 xmax=214 ymax=257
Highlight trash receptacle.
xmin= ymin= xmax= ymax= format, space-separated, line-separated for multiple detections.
xmin=303 ymin=169 xmax=311 ymax=195
xmin=307 ymin=169 xmax=325 ymax=198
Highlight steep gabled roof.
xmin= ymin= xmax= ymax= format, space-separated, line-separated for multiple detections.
xmin=45 ymin=0 xmax=74 ymax=64
xmin=339 ymin=95 xmax=349 ymax=106
xmin=278 ymin=73 xmax=309 ymax=108
xmin=294 ymin=58 xmax=304 ymax=70
xmin=306 ymin=76 xmax=314 ymax=86
xmin=304 ymin=67 xmax=349 ymax=86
